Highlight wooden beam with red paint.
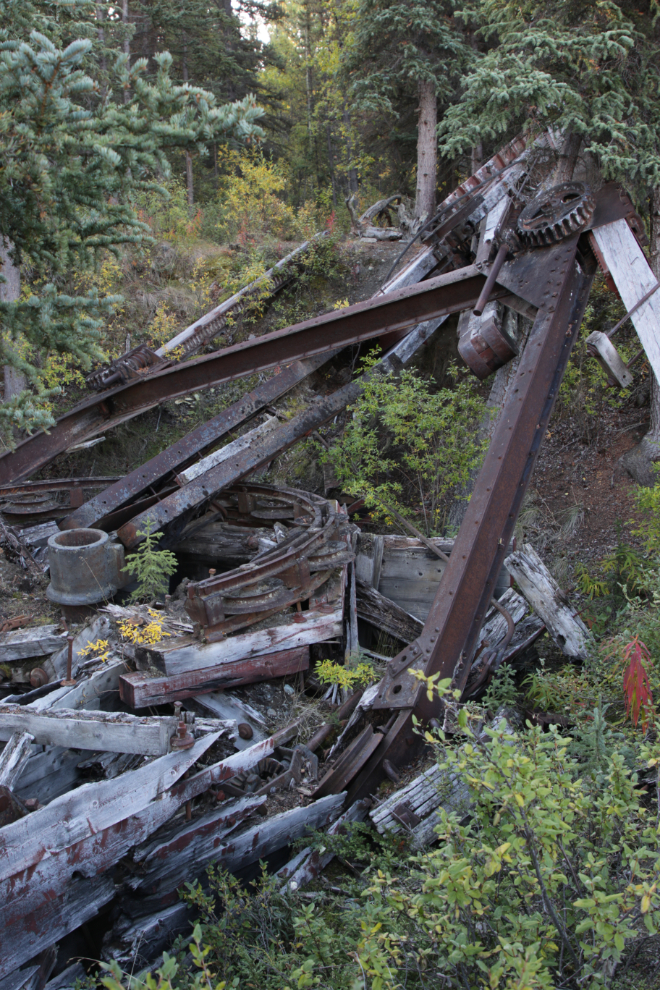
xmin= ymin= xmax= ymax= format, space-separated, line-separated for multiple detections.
xmin=119 ymin=646 xmax=309 ymax=708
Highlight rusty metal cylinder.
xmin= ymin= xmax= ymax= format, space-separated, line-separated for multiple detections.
xmin=46 ymin=528 xmax=125 ymax=606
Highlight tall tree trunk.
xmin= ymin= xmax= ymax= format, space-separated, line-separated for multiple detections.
xmin=619 ymin=185 xmax=660 ymax=485
xmin=342 ymin=104 xmax=359 ymax=196
xmin=415 ymin=80 xmax=437 ymax=221
xmin=96 ymin=0 xmax=107 ymax=99
xmin=551 ymin=130 xmax=582 ymax=184
xmin=122 ymin=0 xmax=130 ymax=104
xmin=1 ymin=240 xmax=25 ymax=401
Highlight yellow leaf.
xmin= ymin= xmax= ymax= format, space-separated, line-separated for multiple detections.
xmin=642 ymin=894 xmax=651 ymax=913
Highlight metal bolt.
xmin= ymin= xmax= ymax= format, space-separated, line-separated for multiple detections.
xmin=61 ymin=635 xmax=76 ymax=686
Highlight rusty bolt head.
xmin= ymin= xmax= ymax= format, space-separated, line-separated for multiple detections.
xmin=170 ymin=720 xmax=195 ymax=751
xmin=30 ymin=667 xmax=48 ymax=688
xmin=238 ymin=723 xmax=254 ymax=740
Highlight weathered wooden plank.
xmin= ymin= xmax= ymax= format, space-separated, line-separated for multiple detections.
xmin=44 ymin=963 xmax=86 ymax=990
xmin=475 ymin=588 xmax=527 ymax=650
xmin=143 ymin=609 xmax=342 ymax=676
xmin=0 ymin=732 xmax=218 ymax=882
xmin=13 ymin=745 xmax=82 ymax=805
xmin=0 ymin=705 xmax=179 ymax=755
xmin=356 ymin=581 xmax=423 ymax=644
xmin=592 ymin=219 xmax=660 ymax=384
xmin=48 ymin=659 xmax=128 ymax=712
xmin=178 ymin=417 xmax=279 ymax=484
xmin=370 ymin=762 xmax=470 ymax=848
xmin=0 ymin=624 xmax=67 ymax=662
xmin=282 ymin=799 xmax=369 ymax=892
xmin=185 ymin=692 xmax=267 ymax=749
xmin=101 ymin=903 xmax=194 ymax=971
xmin=0 ymin=873 xmax=115 ymax=979
xmin=0 ymin=732 xmax=33 ymax=788
xmin=505 ymin=544 xmax=590 ymax=658
xmin=132 ymin=792 xmax=346 ymax=902
xmin=119 ymin=647 xmax=309 ymax=708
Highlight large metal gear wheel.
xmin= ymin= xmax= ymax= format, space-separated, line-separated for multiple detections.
xmin=517 ymin=182 xmax=595 ymax=247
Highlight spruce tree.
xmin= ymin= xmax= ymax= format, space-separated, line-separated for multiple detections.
xmin=341 ymin=0 xmax=470 ymax=218
xmin=0 ymin=0 xmax=265 ymax=432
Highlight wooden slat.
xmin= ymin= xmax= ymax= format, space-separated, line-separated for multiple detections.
xmin=356 ymin=581 xmax=423 ymax=644
xmin=592 ymin=219 xmax=660 ymax=383
xmin=0 ymin=732 xmax=33 ymax=788
xmin=144 ymin=609 xmax=342 ymax=676
xmin=119 ymin=647 xmax=309 ymax=708
xmin=505 ymin=544 xmax=590 ymax=658
xmin=0 ymin=733 xmax=218 ymax=882
xmin=0 ymin=705 xmax=179 ymax=755
xmin=0 ymin=624 xmax=68 ymax=662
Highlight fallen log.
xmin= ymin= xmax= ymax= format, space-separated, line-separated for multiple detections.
xmin=119 ymin=646 xmax=309 ymax=708
xmin=505 ymin=544 xmax=590 ymax=658
xmin=369 ymin=762 xmax=470 ymax=849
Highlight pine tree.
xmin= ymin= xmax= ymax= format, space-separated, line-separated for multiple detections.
xmin=0 ymin=0 xmax=265 ymax=432
xmin=341 ymin=0 xmax=470 ymax=218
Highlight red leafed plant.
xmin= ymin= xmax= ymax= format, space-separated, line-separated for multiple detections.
xmin=623 ymin=637 xmax=654 ymax=730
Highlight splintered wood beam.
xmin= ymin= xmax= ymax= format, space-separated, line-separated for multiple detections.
xmin=591 ymin=219 xmax=660 ymax=383
xmin=119 ymin=646 xmax=309 ymax=708
xmin=0 ymin=732 xmax=34 ymax=789
xmin=281 ymin=799 xmax=370 ymax=892
xmin=356 ymin=581 xmax=423 ymax=644
xmin=505 ymin=544 xmax=590 ymax=658
xmin=141 ymin=610 xmax=341 ymax=676
xmin=0 ymin=705 xmax=181 ymax=756
xmin=0 ymin=624 xmax=68 ymax=662
xmin=0 ymin=733 xmax=219 ymax=884
xmin=131 ymin=792 xmax=346 ymax=905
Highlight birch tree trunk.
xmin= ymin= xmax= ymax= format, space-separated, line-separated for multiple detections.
xmin=0 ymin=239 xmax=25 ymax=401
xmin=414 ymin=80 xmax=437 ymax=221
xmin=619 ymin=185 xmax=660 ymax=485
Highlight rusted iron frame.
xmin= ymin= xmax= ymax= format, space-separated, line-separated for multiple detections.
xmin=116 ymin=379 xmax=367 ymax=548
xmin=0 ymin=478 xmax=120 ymax=498
xmin=62 ymin=355 xmax=333 ymax=531
xmin=0 ymin=265 xmax=505 ymax=485
xmin=340 ymin=238 xmax=597 ymax=803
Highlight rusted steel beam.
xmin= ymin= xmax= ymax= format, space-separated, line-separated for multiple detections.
xmin=0 ymin=478 xmax=120 ymax=497
xmin=119 ymin=646 xmax=310 ymax=708
xmin=61 ymin=355 xmax=330 ymax=531
xmin=340 ymin=238 xmax=598 ymax=803
xmin=0 ymin=265 xmax=497 ymax=484
xmin=117 ymin=380 xmax=363 ymax=547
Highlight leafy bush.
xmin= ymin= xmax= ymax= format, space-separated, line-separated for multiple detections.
xmin=322 ymin=359 xmax=486 ymax=536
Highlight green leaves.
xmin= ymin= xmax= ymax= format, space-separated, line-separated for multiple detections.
xmin=124 ymin=519 xmax=178 ymax=602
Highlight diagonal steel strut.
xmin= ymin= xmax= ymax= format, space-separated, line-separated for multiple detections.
xmin=337 ymin=236 xmax=597 ymax=804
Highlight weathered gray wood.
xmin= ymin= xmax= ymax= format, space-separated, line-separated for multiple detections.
xmin=592 ymin=219 xmax=660 ymax=384
xmin=283 ymin=799 xmax=369 ymax=891
xmin=586 ymin=330 xmax=633 ymax=388
xmin=0 ymin=732 xmax=34 ymax=788
xmin=14 ymin=745 xmax=82 ymax=805
xmin=356 ymin=534 xmax=511 ymax=621
xmin=0 ymin=705 xmax=179 ymax=755
xmin=475 ymin=588 xmax=527 ymax=652
xmin=370 ymin=762 xmax=470 ymax=848
xmin=356 ymin=581 xmax=423 ymax=644
xmin=0 ymin=625 xmax=68 ymax=662
xmin=47 ymin=659 xmax=128 ymax=712
xmin=44 ymin=615 xmax=112 ymax=681
xmin=0 ymin=732 xmax=218 ymax=882
xmin=185 ymin=692 xmax=267 ymax=749
xmin=0 ymin=965 xmax=40 ymax=990
xmin=0 ymin=872 xmax=115 ymax=980
xmin=132 ymin=792 xmax=346 ymax=902
xmin=101 ymin=903 xmax=194 ymax=970
xmin=44 ymin=963 xmax=87 ymax=990
xmin=178 ymin=417 xmax=279 ymax=484
xmin=144 ymin=608 xmax=343 ymax=676
xmin=505 ymin=544 xmax=590 ymax=658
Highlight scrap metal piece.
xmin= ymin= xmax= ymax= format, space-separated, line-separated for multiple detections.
xmin=46 ymin=528 xmax=125 ymax=607
xmin=458 ymin=313 xmax=519 ymax=380
xmin=518 ymin=182 xmax=595 ymax=247
xmin=0 ymin=264 xmax=502 ymax=484
xmin=87 ymin=344 xmax=167 ymax=390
